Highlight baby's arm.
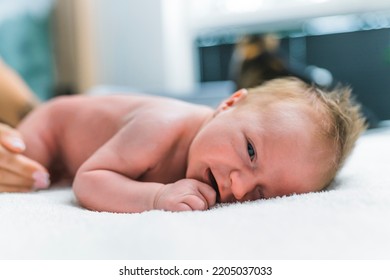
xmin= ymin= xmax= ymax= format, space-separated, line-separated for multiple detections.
xmin=73 ymin=120 xmax=216 ymax=213
xmin=16 ymin=98 xmax=72 ymax=188
xmin=17 ymin=99 xmax=60 ymax=168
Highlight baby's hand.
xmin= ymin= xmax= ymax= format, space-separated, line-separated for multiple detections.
xmin=154 ymin=179 xmax=216 ymax=211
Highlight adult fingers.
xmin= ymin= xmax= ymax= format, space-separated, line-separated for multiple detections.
xmin=0 ymin=183 xmax=32 ymax=193
xmin=0 ymin=123 xmax=26 ymax=153
xmin=0 ymin=169 xmax=36 ymax=190
xmin=0 ymin=146 xmax=49 ymax=188
xmin=1 ymin=134 xmax=26 ymax=153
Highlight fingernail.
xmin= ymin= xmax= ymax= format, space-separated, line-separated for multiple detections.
xmin=32 ymin=171 xmax=50 ymax=189
xmin=9 ymin=137 xmax=26 ymax=151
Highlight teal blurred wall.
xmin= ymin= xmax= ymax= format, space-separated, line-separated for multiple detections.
xmin=0 ymin=0 xmax=55 ymax=100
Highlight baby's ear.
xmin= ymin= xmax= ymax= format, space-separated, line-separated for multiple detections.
xmin=216 ymin=89 xmax=248 ymax=113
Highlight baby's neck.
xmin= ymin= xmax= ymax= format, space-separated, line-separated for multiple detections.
xmin=179 ymin=105 xmax=214 ymax=160
xmin=191 ymin=105 xmax=214 ymax=137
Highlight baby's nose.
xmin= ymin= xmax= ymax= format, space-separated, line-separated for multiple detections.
xmin=230 ymin=171 xmax=261 ymax=201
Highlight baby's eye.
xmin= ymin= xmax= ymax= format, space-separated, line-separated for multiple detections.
xmin=247 ymin=141 xmax=255 ymax=161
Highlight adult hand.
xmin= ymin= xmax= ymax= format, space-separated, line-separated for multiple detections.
xmin=153 ymin=179 xmax=216 ymax=211
xmin=0 ymin=123 xmax=49 ymax=192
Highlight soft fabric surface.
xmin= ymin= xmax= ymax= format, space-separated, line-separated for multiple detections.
xmin=1 ymin=126 xmax=389 ymax=260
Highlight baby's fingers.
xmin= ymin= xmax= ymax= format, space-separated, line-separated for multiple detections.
xmin=195 ymin=183 xmax=217 ymax=208
xmin=181 ymin=195 xmax=210 ymax=211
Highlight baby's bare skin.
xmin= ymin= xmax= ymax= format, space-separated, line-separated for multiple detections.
xmin=18 ymin=94 xmax=216 ymax=212
xmin=0 ymin=70 xmax=365 ymax=213
xmin=17 ymin=82 xmax=335 ymax=214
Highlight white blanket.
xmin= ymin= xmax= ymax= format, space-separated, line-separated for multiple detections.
xmin=1 ymin=126 xmax=390 ymax=260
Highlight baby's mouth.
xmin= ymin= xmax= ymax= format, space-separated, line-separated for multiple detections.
xmin=208 ymin=168 xmax=220 ymax=202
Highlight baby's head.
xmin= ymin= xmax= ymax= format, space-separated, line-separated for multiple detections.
xmin=240 ymin=77 xmax=367 ymax=184
xmin=187 ymin=77 xmax=366 ymax=202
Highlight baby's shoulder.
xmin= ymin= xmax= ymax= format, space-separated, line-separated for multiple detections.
xmin=130 ymin=102 xmax=190 ymax=133
xmin=122 ymin=97 xmax=209 ymax=142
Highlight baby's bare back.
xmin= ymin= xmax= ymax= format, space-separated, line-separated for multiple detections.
xmin=18 ymin=94 xmax=211 ymax=183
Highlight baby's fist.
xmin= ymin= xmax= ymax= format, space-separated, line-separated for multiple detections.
xmin=153 ymin=179 xmax=216 ymax=211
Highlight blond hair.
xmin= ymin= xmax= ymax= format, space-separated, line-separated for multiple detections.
xmin=245 ymin=77 xmax=367 ymax=187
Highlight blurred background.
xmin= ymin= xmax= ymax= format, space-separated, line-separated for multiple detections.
xmin=1 ymin=0 xmax=390 ymax=122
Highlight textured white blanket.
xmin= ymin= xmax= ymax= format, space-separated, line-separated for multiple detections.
xmin=1 ymin=127 xmax=389 ymax=260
